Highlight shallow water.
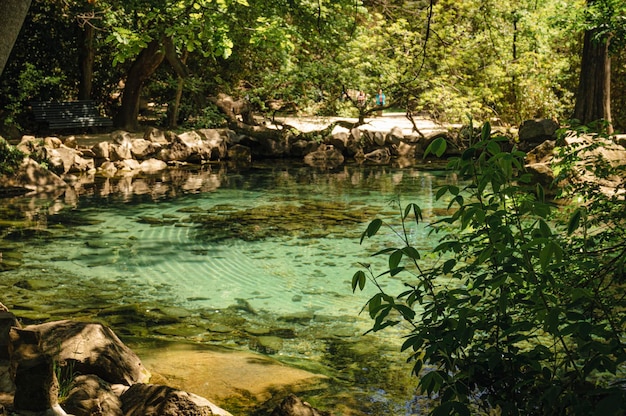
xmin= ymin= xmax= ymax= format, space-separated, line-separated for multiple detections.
xmin=1 ymin=161 xmax=457 ymax=415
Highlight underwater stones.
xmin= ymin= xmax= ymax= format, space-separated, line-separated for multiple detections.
xmin=207 ymin=323 xmax=234 ymax=334
xmin=14 ymin=278 xmax=56 ymax=291
xmin=230 ymin=298 xmax=257 ymax=315
xmin=250 ymin=336 xmax=284 ymax=355
xmin=0 ymin=250 xmax=21 ymax=271
xmin=270 ymin=394 xmax=331 ymax=416
xmin=154 ymin=324 xmax=205 ymax=338
xmin=279 ymin=312 xmax=314 ymax=324
xmin=242 ymin=325 xmax=271 ymax=336
xmin=97 ymin=305 xmax=181 ymax=326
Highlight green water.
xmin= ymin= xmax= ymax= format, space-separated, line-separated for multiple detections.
xmin=1 ymin=161 xmax=457 ymax=415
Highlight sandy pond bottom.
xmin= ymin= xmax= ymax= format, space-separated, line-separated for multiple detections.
xmin=134 ymin=342 xmax=330 ymax=414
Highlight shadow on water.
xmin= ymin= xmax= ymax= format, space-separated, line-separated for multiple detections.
xmin=0 ymin=161 xmax=456 ymax=415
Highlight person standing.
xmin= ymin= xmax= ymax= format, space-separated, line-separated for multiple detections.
xmin=357 ymin=90 xmax=366 ymax=108
xmin=375 ymin=88 xmax=386 ymax=116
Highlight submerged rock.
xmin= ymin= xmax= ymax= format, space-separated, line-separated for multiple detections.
xmin=270 ymin=394 xmax=332 ymax=416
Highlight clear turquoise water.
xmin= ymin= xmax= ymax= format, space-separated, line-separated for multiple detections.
xmin=1 ymin=161 xmax=458 ymax=414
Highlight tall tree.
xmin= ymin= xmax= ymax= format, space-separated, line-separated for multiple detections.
xmin=0 ymin=0 xmax=32 ymax=76
xmin=573 ymin=0 xmax=612 ymax=131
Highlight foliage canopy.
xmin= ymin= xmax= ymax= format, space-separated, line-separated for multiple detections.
xmin=1 ymin=0 xmax=625 ymax=133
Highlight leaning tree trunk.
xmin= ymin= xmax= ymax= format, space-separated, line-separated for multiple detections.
xmin=0 ymin=0 xmax=31 ymax=76
xmin=116 ymin=39 xmax=166 ymax=131
xmin=573 ymin=28 xmax=612 ymax=133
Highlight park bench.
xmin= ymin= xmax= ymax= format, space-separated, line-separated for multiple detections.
xmin=31 ymin=100 xmax=113 ymax=131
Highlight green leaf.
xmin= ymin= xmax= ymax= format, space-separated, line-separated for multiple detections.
xmin=536 ymin=183 xmax=545 ymax=203
xmin=436 ymin=186 xmax=449 ymax=200
xmin=486 ymin=140 xmax=501 ymax=156
xmin=395 ymin=304 xmax=416 ymax=320
xmin=442 ymin=259 xmax=456 ymax=273
xmin=420 ymin=371 xmax=444 ymax=396
xmin=389 ymin=249 xmax=403 ymax=270
xmin=481 ymin=122 xmax=492 ymax=140
xmin=404 ymin=203 xmax=423 ymax=222
xmin=360 ymin=219 xmax=382 ymax=244
xmin=545 ymin=308 xmax=561 ymax=334
xmin=402 ymin=246 xmax=420 ymax=260
xmin=567 ymin=208 xmax=583 ymax=235
xmin=351 ymin=270 xmax=366 ymax=292
xmin=424 ymin=137 xmax=448 ymax=158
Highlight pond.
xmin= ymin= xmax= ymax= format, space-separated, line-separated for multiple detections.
xmin=0 ymin=160 xmax=458 ymax=415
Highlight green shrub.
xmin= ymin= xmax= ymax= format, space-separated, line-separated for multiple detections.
xmin=353 ymin=121 xmax=626 ymax=415
xmin=0 ymin=137 xmax=24 ymax=175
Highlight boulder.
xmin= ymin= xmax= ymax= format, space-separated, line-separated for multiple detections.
xmin=525 ymin=140 xmax=556 ymax=164
xmin=386 ymin=126 xmax=404 ymax=144
xmin=144 ymin=127 xmax=171 ymax=145
xmin=518 ymin=119 xmax=559 ymax=148
xmin=0 ymin=303 xmax=20 ymax=360
xmin=10 ymin=320 xmax=150 ymax=386
xmin=139 ymin=158 xmax=168 ymax=172
xmin=98 ymin=160 xmax=118 ymax=176
xmin=110 ymin=142 xmax=133 ymax=161
xmin=91 ymin=141 xmax=111 ymax=160
xmin=47 ymin=146 xmax=94 ymax=174
xmin=130 ymin=138 xmax=161 ymax=160
xmin=327 ymin=132 xmax=348 ymax=153
xmin=117 ymin=159 xmax=141 ymax=171
xmin=0 ymin=158 xmax=67 ymax=193
xmin=270 ymin=394 xmax=331 ymax=416
xmin=120 ymin=384 xmax=233 ymax=416
xmin=164 ymin=131 xmax=213 ymax=163
xmin=303 ymin=144 xmax=344 ymax=167
xmin=63 ymin=375 xmax=123 ymax=416
xmin=364 ymin=148 xmax=391 ymax=164
xmin=392 ymin=140 xmax=417 ymax=158
xmin=227 ymin=144 xmax=252 ymax=162
xmin=196 ymin=129 xmax=228 ymax=160
xmin=8 ymin=327 xmax=60 ymax=412
xmin=290 ymin=140 xmax=319 ymax=158
xmin=349 ymin=127 xmax=362 ymax=145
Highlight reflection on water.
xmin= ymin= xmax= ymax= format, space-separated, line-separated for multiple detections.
xmin=0 ymin=161 xmax=457 ymax=415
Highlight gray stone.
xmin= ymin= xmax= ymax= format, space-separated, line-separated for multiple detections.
xmin=518 ymin=119 xmax=559 ymax=144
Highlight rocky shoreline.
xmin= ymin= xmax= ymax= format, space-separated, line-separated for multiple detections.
xmin=0 ymin=303 xmax=332 ymax=416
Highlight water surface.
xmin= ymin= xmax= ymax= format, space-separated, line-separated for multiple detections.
xmin=1 ymin=161 xmax=457 ymax=415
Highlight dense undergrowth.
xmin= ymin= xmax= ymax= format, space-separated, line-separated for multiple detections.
xmin=353 ymin=121 xmax=626 ymax=415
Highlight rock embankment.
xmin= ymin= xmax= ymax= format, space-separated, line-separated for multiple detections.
xmin=1 ymin=120 xmax=457 ymax=195
xmin=0 ymin=303 xmax=331 ymax=416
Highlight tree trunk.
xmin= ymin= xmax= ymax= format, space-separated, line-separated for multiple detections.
xmin=0 ymin=0 xmax=31 ymax=76
xmin=168 ymin=49 xmax=188 ymax=129
xmin=573 ymin=28 xmax=612 ymax=133
xmin=78 ymin=24 xmax=95 ymax=101
xmin=116 ymin=39 xmax=166 ymax=131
